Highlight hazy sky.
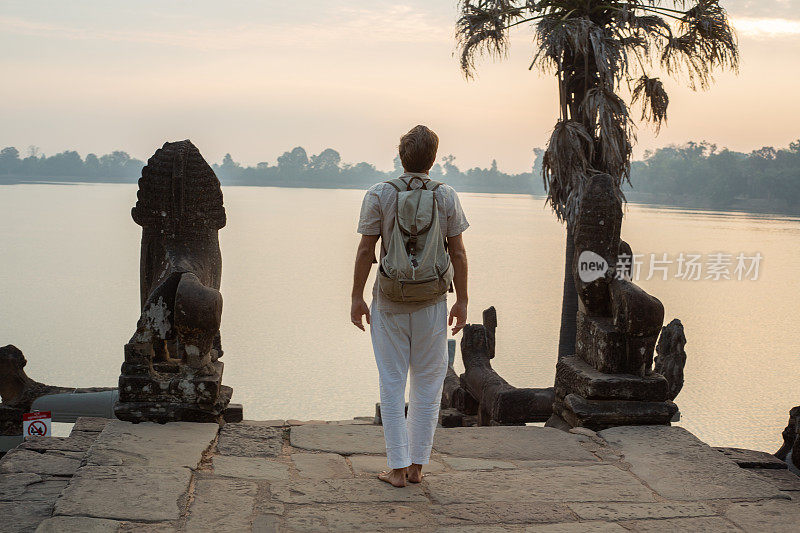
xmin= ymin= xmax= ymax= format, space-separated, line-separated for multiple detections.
xmin=1 ymin=1 xmax=799 ymax=173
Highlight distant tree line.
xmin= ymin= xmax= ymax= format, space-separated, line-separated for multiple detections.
xmin=627 ymin=140 xmax=800 ymax=213
xmin=1 ymin=141 xmax=798 ymax=213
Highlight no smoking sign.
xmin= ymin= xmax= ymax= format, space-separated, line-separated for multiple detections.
xmin=23 ymin=411 xmax=52 ymax=439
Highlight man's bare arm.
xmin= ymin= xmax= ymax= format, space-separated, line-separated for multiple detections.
xmin=448 ymin=234 xmax=468 ymax=335
xmin=351 ymin=234 xmax=379 ymax=331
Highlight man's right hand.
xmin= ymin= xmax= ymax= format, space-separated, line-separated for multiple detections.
xmin=351 ymin=297 xmax=371 ymax=331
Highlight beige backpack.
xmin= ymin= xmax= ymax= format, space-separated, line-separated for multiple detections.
xmin=378 ymin=176 xmax=454 ymax=303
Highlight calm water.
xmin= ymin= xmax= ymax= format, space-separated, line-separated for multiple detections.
xmin=1 ymin=184 xmax=798 ymax=452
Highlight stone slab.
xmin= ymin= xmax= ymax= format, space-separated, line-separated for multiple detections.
xmin=185 ymin=478 xmax=257 ymax=532
xmin=241 ymin=419 xmax=286 ymax=427
xmin=440 ymin=457 xmax=515 ymax=471
xmin=432 ymin=502 xmax=573 ymax=525
xmin=72 ymin=417 xmax=112 ymax=433
xmin=252 ymin=514 xmax=281 ymax=533
xmin=86 ymin=420 xmax=218 ymax=468
xmin=291 ymin=453 xmax=352 ymax=479
xmin=217 ymin=423 xmax=283 ymax=457
xmin=724 ymin=499 xmax=800 ymax=533
xmin=751 ymin=467 xmax=800 ymax=491
xmin=621 ymin=516 xmax=740 ymax=532
xmin=0 ymin=472 xmax=42 ymax=500
xmin=426 ymin=465 xmax=654 ymax=504
xmin=212 ymin=455 xmax=289 ymax=481
xmin=290 ymin=424 xmax=386 ymax=455
xmin=714 ymin=447 xmax=788 ymax=469
xmin=556 ymin=356 xmax=668 ymax=401
xmin=271 ymin=478 xmax=428 ymax=504
xmin=348 ymin=455 xmax=445 ymax=475
xmin=285 ymin=503 xmax=429 ymax=531
xmin=35 ymin=516 xmax=121 ymax=533
xmin=0 ymin=501 xmax=54 ymax=533
xmin=19 ymin=434 xmax=96 ymax=453
xmin=16 ymin=478 xmax=69 ymax=502
xmin=0 ymin=449 xmax=81 ymax=476
xmin=558 ymin=394 xmax=677 ymax=430
xmin=432 ymin=426 xmax=597 ymax=461
xmin=568 ymin=501 xmax=715 ymax=521
xmin=599 ymin=425 xmax=786 ymax=501
xmin=54 ymin=465 xmax=191 ymax=521
xmin=524 ymin=522 xmax=627 ymax=532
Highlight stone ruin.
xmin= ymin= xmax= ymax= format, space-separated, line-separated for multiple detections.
xmin=776 ymin=406 xmax=800 ymax=474
xmin=114 ymin=140 xmax=236 ymax=424
xmin=550 ymin=173 xmax=684 ymax=430
xmin=0 ymin=345 xmax=112 ymax=435
xmin=440 ymin=307 xmax=554 ymax=427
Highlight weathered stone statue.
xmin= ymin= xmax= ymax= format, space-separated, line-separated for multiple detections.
xmin=114 ymin=140 xmax=233 ymax=424
xmin=1 ymin=345 xmax=110 ymax=434
xmin=654 ymin=319 xmax=687 ymax=401
xmin=440 ymin=307 xmax=554 ymax=426
xmin=550 ymin=173 xmax=680 ymax=430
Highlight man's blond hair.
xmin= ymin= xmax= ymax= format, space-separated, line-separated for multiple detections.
xmin=399 ymin=125 xmax=439 ymax=173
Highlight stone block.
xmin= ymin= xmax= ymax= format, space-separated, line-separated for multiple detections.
xmin=217 ymin=423 xmax=283 ymax=457
xmin=291 ymin=452 xmax=352 ymax=479
xmin=598 ymin=425 xmax=786 ymax=501
xmin=54 ymin=465 xmax=191 ymax=521
xmin=610 ymin=278 xmax=664 ymax=338
xmin=525 ymin=523 xmax=627 ymax=533
xmin=286 ymin=503 xmax=429 ymax=532
xmin=556 ymin=356 xmax=668 ymax=401
xmin=223 ymin=404 xmax=243 ymax=423
xmin=714 ymin=447 xmax=788 ymax=469
xmin=431 ymin=502 xmax=573 ymax=526
xmin=0 ymin=449 xmax=81 ymax=476
xmin=432 ymin=426 xmax=597 ymax=462
xmin=270 ymin=478 xmax=428 ymax=504
xmin=724 ymin=499 xmax=800 ymax=532
xmin=556 ymin=394 xmax=677 ymax=431
xmin=750 ymin=468 xmax=800 ymax=491
xmin=35 ymin=516 xmax=121 ymax=533
xmin=0 ymin=501 xmax=54 ymax=533
xmin=576 ymin=313 xmax=625 ymax=374
xmin=72 ymin=417 xmax=112 ymax=434
xmin=621 ymin=516 xmax=740 ymax=532
xmin=15 ymin=478 xmax=69 ymax=502
xmin=439 ymin=408 xmax=464 ymax=428
xmin=212 ymin=456 xmax=289 ymax=481
xmin=0 ymin=472 xmax=42 ymax=500
xmin=568 ymin=501 xmax=715 ymax=521
xmin=348 ymin=455 xmax=445 ymax=475
xmin=85 ymin=420 xmax=219 ymax=469
xmin=426 ymin=465 xmax=654 ymax=504
xmin=185 ymin=478 xmax=257 ymax=532
xmin=19 ymin=434 xmax=96 ymax=453
xmin=440 ymin=457 xmax=515 ymax=471
xmin=290 ymin=424 xmax=386 ymax=455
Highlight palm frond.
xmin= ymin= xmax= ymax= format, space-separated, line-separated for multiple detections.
xmin=456 ymin=0 xmax=528 ymax=78
xmin=632 ymin=75 xmax=669 ymax=131
xmin=661 ymin=0 xmax=739 ymax=89
xmin=581 ymin=86 xmax=635 ymax=183
xmin=542 ymin=119 xmax=595 ymax=224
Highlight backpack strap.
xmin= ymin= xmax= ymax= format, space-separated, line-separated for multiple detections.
xmin=383 ymin=178 xmax=405 ymax=192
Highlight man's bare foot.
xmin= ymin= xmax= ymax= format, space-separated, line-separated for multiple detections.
xmin=378 ymin=468 xmax=407 ymax=487
xmin=407 ymin=463 xmax=424 ymax=483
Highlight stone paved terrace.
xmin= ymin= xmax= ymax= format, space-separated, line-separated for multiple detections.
xmin=1 ymin=418 xmax=799 ymax=532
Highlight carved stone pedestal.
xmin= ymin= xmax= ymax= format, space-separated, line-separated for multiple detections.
xmin=115 ymin=344 xmax=231 ymax=424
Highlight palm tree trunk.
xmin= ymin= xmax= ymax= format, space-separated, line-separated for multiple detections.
xmin=557 ymin=223 xmax=577 ymax=359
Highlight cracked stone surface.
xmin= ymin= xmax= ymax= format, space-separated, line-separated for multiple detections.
xmin=185 ymin=477 xmax=258 ymax=532
xmin=86 ymin=420 xmax=218 ymax=468
xmin=291 ymin=452 xmax=352 ymax=479
xmin=425 ymin=465 xmax=654 ymax=504
xmin=599 ymin=426 xmax=786 ymax=501
xmin=432 ymin=426 xmax=598 ymax=461
xmin=0 ymin=449 xmax=81 ymax=476
xmin=212 ymin=456 xmax=290 ymax=481
xmin=54 ymin=465 xmax=191 ymax=521
xmin=4 ymin=421 xmax=799 ymax=531
xmin=217 ymin=423 xmax=283 ymax=457
xmin=290 ymin=424 xmax=386 ymax=455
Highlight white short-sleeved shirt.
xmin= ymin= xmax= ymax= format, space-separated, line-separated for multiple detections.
xmin=357 ymin=172 xmax=469 ymax=313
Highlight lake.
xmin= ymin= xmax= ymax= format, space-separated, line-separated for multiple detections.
xmin=1 ymin=183 xmax=798 ymax=452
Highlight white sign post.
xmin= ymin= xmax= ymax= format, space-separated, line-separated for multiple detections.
xmin=23 ymin=411 xmax=52 ymax=439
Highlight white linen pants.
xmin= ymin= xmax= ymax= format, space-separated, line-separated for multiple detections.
xmin=370 ymin=300 xmax=448 ymax=469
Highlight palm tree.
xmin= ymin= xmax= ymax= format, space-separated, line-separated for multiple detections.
xmin=456 ymin=0 xmax=738 ymax=359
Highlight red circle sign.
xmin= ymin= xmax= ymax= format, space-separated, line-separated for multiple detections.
xmin=27 ymin=420 xmax=47 ymax=436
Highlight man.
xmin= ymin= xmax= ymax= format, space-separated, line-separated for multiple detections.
xmin=351 ymin=125 xmax=469 ymax=487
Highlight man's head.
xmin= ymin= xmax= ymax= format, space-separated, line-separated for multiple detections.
xmin=399 ymin=125 xmax=439 ymax=174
